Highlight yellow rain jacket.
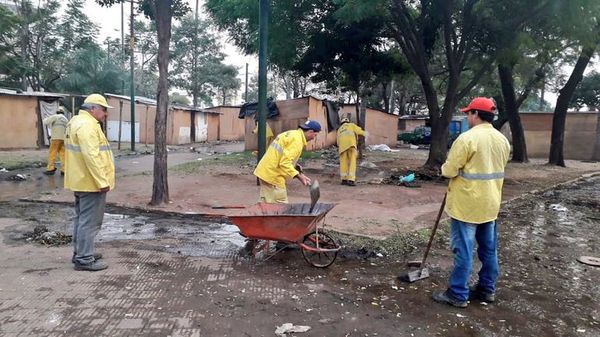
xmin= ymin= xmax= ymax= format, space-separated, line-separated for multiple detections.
xmin=337 ymin=122 xmax=365 ymax=153
xmin=252 ymin=122 xmax=275 ymax=145
xmin=442 ymin=123 xmax=511 ymax=224
xmin=64 ymin=110 xmax=115 ymax=192
xmin=42 ymin=114 xmax=68 ymax=140
xmin=254 ymin=129 xmax=307 ymax=189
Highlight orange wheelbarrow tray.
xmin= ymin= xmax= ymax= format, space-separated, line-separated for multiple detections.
xmin=227 ymin=203 xmax=341 ymax=268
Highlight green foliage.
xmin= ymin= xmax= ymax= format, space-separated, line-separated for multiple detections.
xmin=95 ymin=0 xmax=190 ymax=20
xmin=169 ymin=92 xmax=190 ymax=105
xmin=58 ymin=0 xmax=99 ymax=54
xmin=54 ymin=44 xmax=127 ymax=94
xmin=571 ymin=72 xmax=600 ymax=111
xmin=0 ymin=5 xmax=20 ymax=88
xmin=244 ymin=72 xmax=278 ymax=103
xmin=171 ymin=14 xmax=240 ymax=106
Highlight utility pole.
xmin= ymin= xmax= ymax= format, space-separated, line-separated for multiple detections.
xmin=244 ymin=63 xmax=249 ymax=103
xmin=129 ymin=0 xmax=135 ymax=151
xmin=121 ymin=1 xmax=125 ymax=95
xmin=192 ymin=0 xmax=199 ymax=107
xmin=257 ymin=0 xmax=269 ymax=161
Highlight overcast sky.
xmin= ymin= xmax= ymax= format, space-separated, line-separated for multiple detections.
xmin=82 ymin=0 xmax=257 ymax=102
xmin=79 ymin=0 xmax=600 ymax=108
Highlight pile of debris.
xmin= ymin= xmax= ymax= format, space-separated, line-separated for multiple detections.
xmin=23 ymin=225 xmax=72 ymax=246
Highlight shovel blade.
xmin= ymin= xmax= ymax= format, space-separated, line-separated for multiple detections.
xmin=399 ymin=268 xmax=430 ymax=283
xmin=309 ymin=180 xmax=320 ymax=213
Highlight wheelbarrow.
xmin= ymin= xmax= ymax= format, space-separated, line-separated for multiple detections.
xmin=228 ymin=203 xmax=340 ymax=268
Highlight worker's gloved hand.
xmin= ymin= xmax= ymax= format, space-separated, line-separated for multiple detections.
xmin=363 ymin=131 xmax=369 ymax=140
xmin=296 ymin=173 xmax=311 ymax=186
xmin=295 ymin=164 xmax=303 ymax=173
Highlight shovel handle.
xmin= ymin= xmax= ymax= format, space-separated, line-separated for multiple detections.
xmin=419 ymin=193 xmax=447 ymax=268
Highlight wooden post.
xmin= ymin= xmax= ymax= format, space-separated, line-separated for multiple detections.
xmin=118 ymin=100 xmax=123 ymax=150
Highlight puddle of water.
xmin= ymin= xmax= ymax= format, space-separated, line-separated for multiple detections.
xmin=0 ymin=174 xmax=61 ymax=201
xmin=1 ymin=201 xmax=247 ymax=258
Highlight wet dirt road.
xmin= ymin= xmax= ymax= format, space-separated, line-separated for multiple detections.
xmin=0 ymin=175 xmax=599 ymax=336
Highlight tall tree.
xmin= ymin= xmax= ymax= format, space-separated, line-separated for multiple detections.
xmin=55 ymin=43 xmax=127 ymax=94
xmin=14 ymin=0 xmax=62 ymax=91
xmin=570 ymin=72 xmax=600 ymax=111
xmin=294 ymin=10 xmax=408 ymax=140
xmin=338 ymin=0 xmax=493 ymax=172
xmin=477 ymin=0 xmax=560 ymax=162
xmin=0 ymin=5 xmax=21 ymax=88
xmin=548 ymin=0 xmax=600 ymax=166
xmin=96 ymin=0 xmax=190 ymax=206
xmin=549 ymin=46 xmax=598 ymax=166
xmin=58 ymin=0 xmax=98 ymax=54
xmin=171 ymin=14 xmax=239 ymax=107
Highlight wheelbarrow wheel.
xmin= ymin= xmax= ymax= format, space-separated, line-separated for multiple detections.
xmin=301 ymin=231 xmax=338 ymax=268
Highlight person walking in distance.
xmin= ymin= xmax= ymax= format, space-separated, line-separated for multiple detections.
xmin=43 ymin=106 xmax=69 ymax=176
xmin=432 ymin=97 xmax=511 ymax=308
xmin=336 ymin=117 xmax=366 ymax=186
xmin=64 ymin=94 xmax=115 ymax=271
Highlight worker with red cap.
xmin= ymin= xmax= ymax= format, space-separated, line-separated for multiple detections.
xmin=432 ymin=97 xmax=511 ymax=308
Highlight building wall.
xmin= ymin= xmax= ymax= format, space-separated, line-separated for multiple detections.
xmin=521 ymin=112 xmax=598 ymax=160
xmin=0 ymin=96 xmax=39 ymax=149
xmin=212 ymin=106 xmax=244 ymax=140
xmin=168 ymin=109 xmax=208 ymax=144
xmin=105 ymin=97 xmax=157 ymax=144
xmin=338 ymin=105 xmax=398 ymax=147
xmin=307 ymin=96 xmax=334 ymax=150
xmin=207 ymin=114 xmax=220 ymax=141
xmin=243 ymin=97 xmax=334 ymax=151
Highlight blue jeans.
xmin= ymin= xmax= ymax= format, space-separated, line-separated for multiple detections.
xmin=447 ymin=218 xmax=499 ymax=301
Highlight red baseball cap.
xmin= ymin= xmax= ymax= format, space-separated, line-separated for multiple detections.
xmin=460 ymin=97 xmax=496 ymax=114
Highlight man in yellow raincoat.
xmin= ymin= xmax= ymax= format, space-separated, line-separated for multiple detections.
xmin=336 ymin=117 xmax=366 ymax=186
xmin=252 ymin=120 xmax=275 ymax=146
xmin=43 ymin=106 xmax=69 ymax=175
xmin=432 ymin=97 xmax=510 ymax=308
xmin=253 ymin=120 xmax=321 ymax=203
xmin=64 ymin=94 xmax=115 ymax=272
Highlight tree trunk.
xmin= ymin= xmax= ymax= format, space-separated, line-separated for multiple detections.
xmin=357 ymin=92 xmax=367 ymax=159
xmin=549 ymin=46 xmax=596 ymax=166
xmin=421 ymin=76 xmax=449 ymax=171
xmin=492 ymin=94 xmax=508 ymax=130
xmin=150 ymin=0 xmax=173 ymax=206
xmin=498 ymin=63 xmax=528 ymax=162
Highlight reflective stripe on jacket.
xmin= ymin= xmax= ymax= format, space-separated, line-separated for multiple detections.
xmin=441 ymin=123 xmax=511 ymax=223
xmin=337 ymin=122 xmax=365 ymax=153
xmin=43 ymin=114 xmax=68 ymax=140
xmin=253 ymin=129 xmax=307 ymax=189
xmin=64 ymin=110 xmax=115 ymax=192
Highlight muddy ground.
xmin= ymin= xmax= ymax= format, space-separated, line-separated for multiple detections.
xmin=0 ymin=172 xmax=599 ymax=336
xmin=2 ymin=142 xmax=599 ymax=240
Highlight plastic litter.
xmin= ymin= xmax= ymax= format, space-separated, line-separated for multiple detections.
xmin=275 ymin=323 xmax=311 ymax=336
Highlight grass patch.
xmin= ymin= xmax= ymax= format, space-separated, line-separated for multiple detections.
xmin=0 ymin=157 xmax=45 ymax=170
xmin=172 ymin=151 xmax=255 ymax=174
xmin=328 ymin=220 xmax=450 ymax=259
xmin=300 ymin=151 xmax=322 ymax=160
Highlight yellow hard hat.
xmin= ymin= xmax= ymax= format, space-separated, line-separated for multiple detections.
xmin=84 ymin=94 xmax=113 ymax=108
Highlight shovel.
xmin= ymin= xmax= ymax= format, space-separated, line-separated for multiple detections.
xmin=309 ymin=180 xmax=320 ymax=213
xmin=399 ymin=193 xmax=447 ymax=283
